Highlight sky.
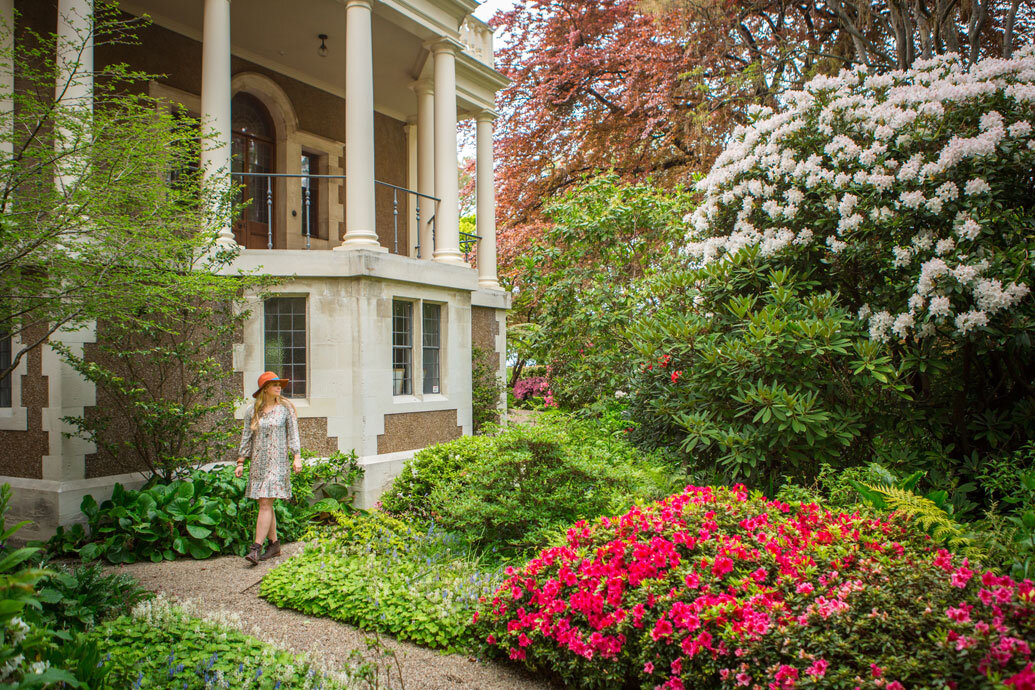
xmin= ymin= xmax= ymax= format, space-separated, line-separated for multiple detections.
xmin=472 ymin=0 xmax=518 ymax=25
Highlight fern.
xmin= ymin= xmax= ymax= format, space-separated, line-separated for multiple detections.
xmin=861 ymin=483 xmax=984 ymax=560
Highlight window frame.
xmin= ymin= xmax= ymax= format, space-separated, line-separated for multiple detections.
xmin=300 ymin=150 xmax=324 ymax=240
xmin=422 ymin=303 xmax=442 ymax=395
xmin=262 ymin=295 xmax=308 ymax=400
xmin=392 ymin=299 xmax=414 ymax=397
xmin=391 ymin=297 xmax=446 ymax=399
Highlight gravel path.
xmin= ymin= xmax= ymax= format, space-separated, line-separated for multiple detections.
xmin=109 ymin=543 xmax=556 ymax=690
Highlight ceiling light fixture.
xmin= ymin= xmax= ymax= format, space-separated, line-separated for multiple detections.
xmin=318 ymin=34 xmax=329 ymax=58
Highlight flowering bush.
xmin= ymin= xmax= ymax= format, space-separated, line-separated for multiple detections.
xmin=478 ymin=485 xmax=1035 ymax=689
xmin=513 ymin=376 xmax=555 ymax=406
xmin=686 ymin=49 xmax=1035 ymax=342
xmin=627 ymin=49 xmax=1035 ymax=485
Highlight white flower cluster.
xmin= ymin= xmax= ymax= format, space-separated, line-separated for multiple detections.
xmin=686 ymin=47 xmax=1035 ymax=342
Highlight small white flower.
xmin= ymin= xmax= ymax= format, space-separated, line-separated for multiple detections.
xmin=955 ymin=310 xmax=988 ymax=334
xmin=929 ymin=295 xmax=952 ymax=318
xmin=935 ymin=238 xmax=955 ymax=255
xmin=614 ymin=390 xmax=627 ymax=399
xmin=892 ymin=246 xmax=912 ymax=268
xmin=1008 ymin=120 xmax=1032 ymax=137
xmin=964 ymin=178 xmax=991 ymax=195
xmin=892 ymin=312 xmax=914 ymax=338
xmin=908 ymin=294 xmax=926 ymax=313
xmin=858 ymin=303 xmax=872 ymax=320
xmin=826 ymin=236 xmax=847 ymax=253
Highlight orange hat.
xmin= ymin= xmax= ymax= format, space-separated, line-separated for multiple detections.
xmin=252 ymin=371 xmax=290 ymax=398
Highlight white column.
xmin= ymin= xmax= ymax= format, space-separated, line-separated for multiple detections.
xmin=413 ymin=79 xmax=435 ymax=259
xmin=475 ymin=110 xmax=500 ymax=288
xmin=0 ymin=0 xmax=13 ymax=162
xmin=337 ymin=0 xmax=381 ymax=251
xmin=429 ymin=39 xmax=464 ymax=265
xmin=55 ymin=0 xmax=93 ymax=194
xmin=200 ymin=0 xmax=234 ymax=245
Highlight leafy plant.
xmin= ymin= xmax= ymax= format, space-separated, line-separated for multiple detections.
xmin=472 ymin=346 xmax=504 ymax=433
xmin=33 ymin=563 xmax=151 ymax=634
xmin=262 ymin=511 xmax=503 ymax=651
xmin=47 ymin=450 xmax=363 ymax=563
xmin=89 ymin=596 xmax=361 ymax=689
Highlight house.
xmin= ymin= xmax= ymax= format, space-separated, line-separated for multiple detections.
xmin=0 ymin=0 xmax=510 ymax=540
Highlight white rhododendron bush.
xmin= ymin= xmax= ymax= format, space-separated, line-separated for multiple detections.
xmin=687 ymin=47 xmax=1035 ymax=342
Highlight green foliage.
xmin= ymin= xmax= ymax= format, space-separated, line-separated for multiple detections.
xmin=1 ymin=4 xmax=263 ymax=472
xmin=627 ymin=255 xmax=911 ymax=488
xmin=32 ymin=563 xmax=151 ymax=635
xmin=379 ymin=434 xmax=495 ymax=521
xmin=47 ymin=451 xmax=362 ymax=563
xmin=262 ymin=511 xmax=502 ymax=651
xmin=0 ymin=484 xmax=92 ymax=688
xmin=471 ymin=346 xmax=504 ymax=434
xmin=508 ymin=175 xmax=693 ymax=408
xmin=88 ymin=597 xmax=356 ymax=689
xmin=384 ymin=413 xmax=680 ymax=554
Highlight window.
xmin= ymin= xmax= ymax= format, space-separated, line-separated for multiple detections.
xmin=0 ymin=334 xmax=10 ymax=408
xmin=422 ymin=303 xmax=441 ymax=394
xmin=301 ymin=152 xmax=322 ymax=240
xmin=264 ymin=297 xmax=306 ymax=398
xmin=392 ymin=300 xmax=413 ymax=396
xmin=232 ymin=92 xmax=276 ymax=249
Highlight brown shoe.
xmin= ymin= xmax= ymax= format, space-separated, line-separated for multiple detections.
xmin=260 ymin=540 xmax=281 ymax=561
xmin=245 ymin=542 xmax=262 ymax=565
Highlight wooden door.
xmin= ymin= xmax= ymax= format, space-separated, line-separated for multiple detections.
xmin=231 ymin=93 xmax=276 ymax=249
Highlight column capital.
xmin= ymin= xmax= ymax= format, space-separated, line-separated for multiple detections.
xmin=409 ymin=78 xmax=434 ymax=96
xmin=344 ymin=0 xmax=373 ymax=10
xmin=474 ymin=109 xmax=499 ymax=123
xmin=424 ymin=36 xmax=465 ymax=55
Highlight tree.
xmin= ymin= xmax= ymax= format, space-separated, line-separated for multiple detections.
xmin=1 ymin=4 xmax=268 ymax=479
xmin=0 ymin=3 xmax=238 ymax=383
xmin=488 ymin=0 xmax=1032 ymax=275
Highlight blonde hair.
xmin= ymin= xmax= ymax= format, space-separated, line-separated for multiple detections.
xmin=249 ymin=384 xmax=296 ymax=429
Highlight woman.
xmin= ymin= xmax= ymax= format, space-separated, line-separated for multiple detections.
xmin=235 ymin=371 xmax=302 ymax=565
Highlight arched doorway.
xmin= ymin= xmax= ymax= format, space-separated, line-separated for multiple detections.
xmin=232 ymin=92 xmax=277 ymax=249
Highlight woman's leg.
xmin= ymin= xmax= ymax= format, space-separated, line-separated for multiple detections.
xmin=254 ymin=498 xmax=274 ymax=545
xmin=267 ymin=503 xmax=278 ymax=543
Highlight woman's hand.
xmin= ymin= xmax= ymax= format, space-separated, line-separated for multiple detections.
xmin=292 ymin=455 xmax=302 ymax=474
xmin=234 ymin=458 xmax=244 ymax=478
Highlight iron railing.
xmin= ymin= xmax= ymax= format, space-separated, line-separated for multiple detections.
xmin=230 ymin=171 xmax=439 ymax=253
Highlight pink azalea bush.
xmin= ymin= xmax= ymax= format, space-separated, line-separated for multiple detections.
xmin=477 ymin=485 xmax=1035 ymax=689
xmin=513 ymin=376 xmax=557 ymax=407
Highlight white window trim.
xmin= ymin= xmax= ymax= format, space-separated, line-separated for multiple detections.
xmin=391 ymin=297 xmax=446 ymax=401
xmin=262 ymin=293 xmax=310 ymax=402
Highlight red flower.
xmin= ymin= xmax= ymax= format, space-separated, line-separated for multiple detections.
xmin=671 ymin=370 xmax=682 ymax=383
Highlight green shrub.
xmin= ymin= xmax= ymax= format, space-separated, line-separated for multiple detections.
xmin=1 ymin=483 xmax=103 ymax=687
xmin=89 ymin=595 xmax=357 ymax=688
xmin=429 ymin=414 xmax=678 ymax=553
xmin=479 ymin=484 xmax=1035 ymax=689
xmin=262 ymin=511 xmax=502 ymax=651
xmin=48 ymin=450 xmax=362 ymax=563
xmin=379 ymin=435 xmax=495 ymax=521
xmin=472 ymin=346 xmax=504 ymax=433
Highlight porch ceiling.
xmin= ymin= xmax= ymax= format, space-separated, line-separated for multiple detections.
xmin=121 ymin=0 xmax=429 ymax=120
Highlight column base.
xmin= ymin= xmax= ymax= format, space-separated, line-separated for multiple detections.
xmin=432 ymin=248 xmax=467 ymax=265
xmin=478 ymin=277 xmax=502 ymax=289
xmin=334 ymin=235 xmax=388 ymax=252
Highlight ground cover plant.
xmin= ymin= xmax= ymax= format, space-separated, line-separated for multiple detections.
xmin=380 ymin=412 xmax=681 ymax=554
xmin=478 ymin=484 xmax=1035 ymax=689
xmin=88 ymin=595 xmax=362 ymax=689
xmin=1 ymin=483 xmax=149 ymax=687
xmin=261 ymin=510 xmax=503 ymax=650
xmin=47 ymin=450 xmax=362 ymax=563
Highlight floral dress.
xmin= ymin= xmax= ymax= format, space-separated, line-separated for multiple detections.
xmin=238 ymin=403 xmax=301 ymax=499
